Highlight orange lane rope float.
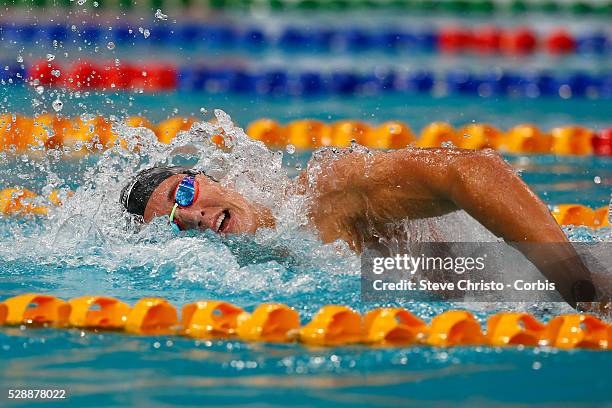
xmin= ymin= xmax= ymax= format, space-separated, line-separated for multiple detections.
xmin=1 ymin=115 xmax=611 ymax=156
xmin=0 ymin=294 xmax=609 ymax=350
xmin=249 ymin=119 xmax=611 ymax=156
xmin=0 ymin=188 xmax=71 ymax=216
xmin=551 ymin=204 xmax=610 ymax=229
xmin=1 ymin=186 xmax=608 ymax=229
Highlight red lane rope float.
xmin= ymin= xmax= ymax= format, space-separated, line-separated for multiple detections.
xmin=1 ymin=294 xmax=609 ymax=349
xmin=0 ymin=302 xmax=6 ymax=325
xmin=438 ymin=27 xmax=585 ymax=55
xmin=30 ymin=60 xmax=178 ymax=91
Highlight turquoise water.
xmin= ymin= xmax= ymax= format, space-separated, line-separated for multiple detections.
xmin=0 ymin=90 xmax=610 ymax=407
xmin=2 ymin=85 xmax=611 ymax=130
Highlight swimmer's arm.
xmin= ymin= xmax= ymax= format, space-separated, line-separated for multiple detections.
xmin=313 ymin=147 xmax=596 ymax=306
xmin=393 ymin=148 xmax=595 ymax=307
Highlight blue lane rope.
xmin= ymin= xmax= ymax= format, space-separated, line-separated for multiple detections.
xmin=6 ymin=59 xmax=612 ymax=99
xmin=0 ymin=22 xmax=610 ymax=55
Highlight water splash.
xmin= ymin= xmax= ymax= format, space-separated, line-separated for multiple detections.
xmin=0 ymin=110 xmax=608 ymax=320
xmin=0 ymin=110 xmax=360 ymax=312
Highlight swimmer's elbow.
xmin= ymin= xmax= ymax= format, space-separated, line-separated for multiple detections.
xmin=446 ymin=149 xmax=511 ymax=200
xmin=450 ymin=149 xmax=508 ymax=176
xmin=470 ymin=148 xmax=506 ymax=165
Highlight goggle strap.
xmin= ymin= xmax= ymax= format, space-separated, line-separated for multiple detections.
xmin=169 ymin=203 xmax=179 ymax=225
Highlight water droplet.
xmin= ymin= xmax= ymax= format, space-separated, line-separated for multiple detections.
xmin=594 ymin=176 xmax=601 ymax=184
xmin=559 ymin=85 xmax=572 ymax=99
xmin=35 ymin=85 xmax=44 ymax=94
xmin=77 ymin=0 xmax=86 ymax=5
xmin=286 ymin=144 xmax=296 ymax=154
xmin=106 ymin=41 xmax=115 ymax=50
xmin=532 ymin=361 xmax=541 ymax=370
xmin=199 ymin=107 xmax=207 ymax=114
xmin=46 ymin=54 xmax=55 ymax=62
xmin=52 ymin=98 xmax=63 ymax=112
xmin=155 ymin=9 xmax=168 ymax=20
xmin=143 ymin=29 xmax=150 ymax=39
xmin=16 ymin=55 xmax=23 ymax=63
xmin=51 ymin=69 xmax=61 ymax=77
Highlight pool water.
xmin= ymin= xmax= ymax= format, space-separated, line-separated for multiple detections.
xmin=0 ymin=88 xmax=610 ymax=406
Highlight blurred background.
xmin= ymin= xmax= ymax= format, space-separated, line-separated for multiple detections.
xmin=0 ymin=0 xmax=610 ymax=128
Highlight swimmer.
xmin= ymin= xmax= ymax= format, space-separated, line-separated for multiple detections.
xmin=121 ymin=147 xmax=603 ymax=308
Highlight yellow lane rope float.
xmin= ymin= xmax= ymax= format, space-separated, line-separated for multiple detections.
xmin=1 ymin=114 xmax=611 ymax=156
xmin=1 ymin=186 xmax=608 ymax=229
xmin=0 ymin=294 xmax=609 ymax=350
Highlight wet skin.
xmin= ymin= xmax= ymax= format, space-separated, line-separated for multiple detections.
xmin=143 ymin=147 xmax=601 ymax=307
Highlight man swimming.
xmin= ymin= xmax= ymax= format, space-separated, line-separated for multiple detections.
xmin=121 ymin=146 xmax=600 ymax=308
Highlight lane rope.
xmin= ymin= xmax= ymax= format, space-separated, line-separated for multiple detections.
xmin=4 ymin=60 xmax=608 ymax=99
xmin=2 ymin=21 xmax=610 ymax=56
xmin=0 ymin=294 xmax=609 ymax=349
xmin=1 ymin=115 xmax=610 ymax=156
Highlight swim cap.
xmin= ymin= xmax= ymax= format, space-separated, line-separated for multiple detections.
xmin=120 ymin=165 xmax=200 ymax=217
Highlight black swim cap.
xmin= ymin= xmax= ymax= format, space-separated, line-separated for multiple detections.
xmin=120 ymin=165 xmax=201 ymax=217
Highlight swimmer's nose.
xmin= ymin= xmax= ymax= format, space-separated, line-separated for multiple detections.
xmin=173 ymin=207 xmax=222 ymax=232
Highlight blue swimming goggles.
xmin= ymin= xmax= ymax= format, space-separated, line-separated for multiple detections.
xmin=169 ymin=175 xmax=199 ymax=232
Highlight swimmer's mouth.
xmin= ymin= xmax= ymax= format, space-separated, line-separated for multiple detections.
xmin=214 ymin=210 xmax=231 ymax=233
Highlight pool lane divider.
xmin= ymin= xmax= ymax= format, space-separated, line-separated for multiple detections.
xmin=9 ymin=59 xmax=612 ymax=99
xmin=1 ymin=115 xmax=611 ymax=156
xmin=0 ymin=294 xmax=609 ymax=349
xmin=0 ymin=184 xmax=610 ymax=229
xmin=248 ymin=119 xmax=612 ymax=156
xmin=2 ymin=21 xmax=610 ymax=56
xmin=9 ymin=0 xmax=612 ymax=15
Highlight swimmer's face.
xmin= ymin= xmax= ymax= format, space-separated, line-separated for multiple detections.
xmin=144 ymin=174 xmax=270 ymax=234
